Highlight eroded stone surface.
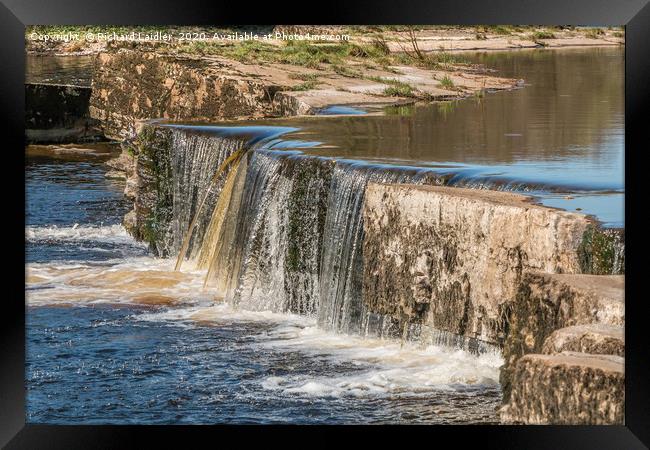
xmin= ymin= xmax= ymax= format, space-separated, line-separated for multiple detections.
xmin=500 ymin=352 xmax=624 ymax=424
xmin=542 ymin=323 xmax=624 ymax=357
xmin=362 ymin=183 xmax=592 ymax=345
xmin=89 ymin=51 xmax=275 ymax=141
xmin=500 ymin=272 xmax=624 ymax=402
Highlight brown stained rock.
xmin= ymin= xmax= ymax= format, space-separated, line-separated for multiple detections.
xmin=362 ymin=183 xmax=591 ymax=343
xmin=542 ymin=323 xmax=624 ymax=357
xmin=500 ymin=352 xmax=624 ymax=424
xmin=89 ymin=50 xmax=273 ymax=140
xmin=500 ymin=272 xmax=624 ymax=403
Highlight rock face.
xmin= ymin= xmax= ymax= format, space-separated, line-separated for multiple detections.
xmin=89 ymin=50 xmax=278 ymax=141
xmin=500 ymin=352 xmax=624 ymax=424
xmin=499 ymin=272 xmax=624 ymax=402
xmin=542 ymin=323 xmax=624 ymax=357
xmin=25 ymin=83 xmax=102 ymax=143
xmin=362 ymin=182 xmax=625 ymax=424
xmin=362 ymin=183 xmax=594 ymax=345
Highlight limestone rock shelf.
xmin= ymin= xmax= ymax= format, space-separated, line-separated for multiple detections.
xmin=501 ymin=352 xmax=624 ymax=425
xmin=88 ymin=48 xmax=518 ymax=141
xmin=542 ymin=323 xmax=624 ymax=357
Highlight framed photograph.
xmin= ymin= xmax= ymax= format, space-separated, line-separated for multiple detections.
xmin=2 ymin=0 xmax=648 ymax=447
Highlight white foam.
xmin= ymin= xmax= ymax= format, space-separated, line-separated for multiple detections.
xmin=26 ymin=255 xmax=503 ymax=397
xmin=135 ymin=302 xmax=502 ymax=397
xmin=253 ymin=322 xmax=502 ymax=397
xmin=135 ymin=302 xmax=314 ymax=327
xmin=26 ymin=224 xmax=146 ymax=246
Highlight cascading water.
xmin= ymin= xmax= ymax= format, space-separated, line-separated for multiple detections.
xmin=165 ymin=128 xmax=247 ymax=257
xmin=202 ymin=150 xmax=333 ymax=314
xmin=157 ymin=123 xmax=624 ymax=349
xmin=317 ymin=163 xmax=439 ymax=333
xmin=174 ymin=147 xmax=245 ymax=271
xmin=185 ymin=132 xmax=445 ymax=334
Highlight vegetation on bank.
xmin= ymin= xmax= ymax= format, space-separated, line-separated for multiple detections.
xmin=26 ymin=25 xmax=622 ymax=103
xmin=27 ymin=26 xmax=623 ymax=62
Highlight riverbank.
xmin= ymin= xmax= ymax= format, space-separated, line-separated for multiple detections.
xmin=26 ymin=25 xmax=623 ymax=56
xmin=26 ymin=26 xmax=623 ymax=142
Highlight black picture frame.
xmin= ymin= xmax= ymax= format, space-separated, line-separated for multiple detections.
xmin=2 ymin=0 xmax=648 ymax=447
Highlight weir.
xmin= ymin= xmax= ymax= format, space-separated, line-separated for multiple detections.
xmin=126 ymin=123 xmax=625 ymax=346
xmin=128 ymin=124 xmax=450 ymax=328
xmin=100 ymin=116 xmax=630 ymax=423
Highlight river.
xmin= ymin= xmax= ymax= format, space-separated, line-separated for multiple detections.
xmin=25 ymin=46 xmax=623 ymax=424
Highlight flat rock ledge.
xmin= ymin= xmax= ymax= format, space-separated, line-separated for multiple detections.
xmin=500 ymin=352 xmax=624 ymax=425
xmin=89 ymin=49 xmax=518 ymax=141
xmin=542 ymin=323 xmax=624 ymax=357
xmin=499 ymin=272 xmax=624 ymax=403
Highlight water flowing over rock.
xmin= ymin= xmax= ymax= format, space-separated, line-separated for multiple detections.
xmin=123 ymin=125 xmax=247 ymax=256
xmin=317 ymin=164 xmax=438 ymax=333
xmin=121 ymin=124 xmax=625 ymax=424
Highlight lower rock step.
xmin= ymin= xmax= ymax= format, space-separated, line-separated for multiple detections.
xmin=542 ymin=324 xmax=624 ymax=357
xmin=501 ymin=352 xmax=624 ymax=425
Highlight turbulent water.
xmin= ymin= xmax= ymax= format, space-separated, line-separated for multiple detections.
xmin=26 ymin=150 xmax=502 ymax=424
xmin=26 ymin=47 xmax=624 ymax=424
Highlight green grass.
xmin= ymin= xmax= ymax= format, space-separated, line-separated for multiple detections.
xmin=489 ymin=25 xmax=515 ymax=35
xmin=437 ymin=75 xmax=455 ymax=90
xmin=394 ymin=49 xmax=467 ymax=70
xmin=531 ymin=30 xmax=556 ymax=40
xmin=584 ymin=28 xmax=605 ymax=39
xmin=366 ymin=76 xmax=421 ymax=98
xmin=177 ymin=40 xmax=355 ymax=69
xmin=331 ymin=64 xmax=363 ymax=78
xmin=380 ymin=80 xmax=417 ymax=97
xmin=289 ymin=80 xmax=319 ymax=91
xmin=474 ymin=25 xmax=526 ymax=36
xmin=383 ymin=85 xmax=415 ymax=97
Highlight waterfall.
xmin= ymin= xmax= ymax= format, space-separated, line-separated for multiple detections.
xmin=160 ymin=124 xmax=622 ymax=345
xmin=188 ymin=138 xmax=442 ymax=331
xmin=317 ymin=162 xmax=437 ymax=333
xmin=166 ymin=128 xmax=247 ymax=258
xmin=153 ymin=122 xmax=450 ymax=333
xmin=201 ymin=150 xmax=332 ymax=314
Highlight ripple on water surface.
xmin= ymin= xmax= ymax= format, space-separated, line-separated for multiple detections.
xmin=27 ymin=303 xmax=502 ymax=424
